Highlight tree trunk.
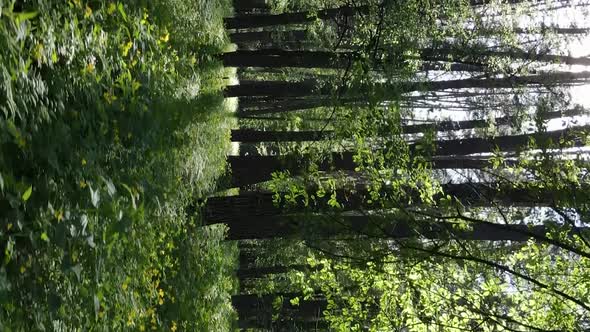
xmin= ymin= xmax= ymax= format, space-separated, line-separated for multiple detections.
xmin=422 ymin=46 xmax=590 ymax=66
xmin=237 ymin=96 xmax=356 ymax=116
xmin=228 ymin=154 xmax=507 ymax=187
xmin=203 ymin=189 xmax=369 ymax=224
xmin=224 ymin=80 xmax=323 ymax=98
xmin=230 ymin=30 xmax=314 ymax=50
xmin=224 ymin=48 xmax=588 ymax=69
xmin=224 ymin=71 xmax=590 ymax=97
xmin=410 ymin=71 xmax=590 ymax=92
xmin=225 ymin=5 xmax=368 ymax=29
xmin=231 ymin=129 xmax=335 ymax=142
xmin=239 ymin=250 xmax=257 ymax=269
xmin=421 ymin=62 xmax=485 ymax=72
xmin=216 ymin=213 xmax=590 ymax=241
xmin=478 ymin=26 xmax=590 ymax=35
xmin=233 ymin=0 xmax=268 ymax=14
xmin=203 ymin=182 xmax=575 ymax=225
xmin=223 ymin=49 xmax=486 ymax=70
xmin=228 ymin=152 xmax=356 ymax=187
xmin=429 ymin=125 xmax=588 ymax=156
xmin=233 ymin=293 xmax=327 ymax=330
xmin=230 ymin=108 xmax=583 ymax=142
xmin=222 ymin=50 xmax=352 ymax=68
xmin=225 ymin=0 xmax=522 ymax=30
xmin=237 ymin=264 xmax=311 ymax=280
xmin=227 ymin=125 xmax=586 ymax=187
xmin=230 ymin=30 xmax=309 ymax=43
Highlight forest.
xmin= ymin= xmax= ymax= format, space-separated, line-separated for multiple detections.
xmin=1 ymin=0 xmax=590 ymax=330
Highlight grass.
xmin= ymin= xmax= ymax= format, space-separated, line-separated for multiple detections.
xmin=0 ymin=0 xmax=238 ymax=330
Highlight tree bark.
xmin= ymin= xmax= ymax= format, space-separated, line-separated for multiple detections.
xmin=224 ymin=71 xmax=590 ymax=97
xmin=237 ymin=264 xmax=311 ymax=280
xmin=231 ymin=108 xmax=583 ymax=142
xmin=230 ymin=30 xmax=309 ymax=44
xmin=233 ymin=293 xmax=328 ymax=330
xmin=203 ymin=182 xmax=575 ymax=224
xmin=223 ymin=50 xmax=485 ymax=70
xmin=225 ymin=5 xmax=368 ymax=29
xmin=222 ymin=50 xmax=353 ymax=68
xmin=237 ymin=96 xmax=356 ymax=116
xmin=239 ymin=250 xmax=257 ymax=269
xmin=228 ymin=154 xmax=507 ymax=187
xmin=212 ymin=212 xmax=590 ymax=240
xmin=429 ymin=125 xmax=588 ymax=156
xmin=224 ymin=80 xmax=323 ymax=98
xmin=478 ymin=26 xmax=590 ymax=35
xmin=422 ymin=46 xmax=590 ymax=66
xmin=228 ymin=152 xmax=355 ymax=187
xmin=227 ymin=125 xmax=587 ymax=187
xmin=233 ymin=0 xmax=268 ymax=14
xmin=231 ymin=129 xmax=335 ymax=142
xmin=223 ymin=48 xmax=589 ymax=69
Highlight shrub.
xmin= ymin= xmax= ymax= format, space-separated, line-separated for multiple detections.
xmin=0 ymin=0 xmax=236 ymax=329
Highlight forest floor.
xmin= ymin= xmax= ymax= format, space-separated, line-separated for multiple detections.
xmin=0 ymin=0 xmax=239 ymax=330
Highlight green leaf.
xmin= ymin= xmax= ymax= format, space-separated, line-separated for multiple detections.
xmin=15 ymin=11 xmax=38 ymax=23
xmin=22 ymin=186 xmax=32 ymax=201
xmin=0 ymin=173 xmax=4 ymax=193
xmin=40 ymin=232 xmax=49 ymax=242
xmin=117 ymin=3 xmax=127 ymax=22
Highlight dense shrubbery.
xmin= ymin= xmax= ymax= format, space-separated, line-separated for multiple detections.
xmin=0 ymin=0 xmax=237 ymax=329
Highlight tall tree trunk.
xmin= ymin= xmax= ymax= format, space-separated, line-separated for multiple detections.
xmin=429 ymin=125 xmax=588 ymax=156
xmin=211 ymin=212 xmax=590 ymax=240
xmin=203 ymin=183 xmax=573 ymax=224
xmin=231 ymin=107 xmax=583 ymax=142
xmin=222 ymin=50 xmax=352 ymax=68
xmin=225 ymin=5 xmax=368 ymax=29
xmin=228 ymin=154 xmax=503 ymax=187
xmin=203 ymin=189 xmax=369 ymax=224
xmin=237 ymin=264 xmax=311 ymax=280
xmin=227 ymin=125 xmax=586 ymax=187
xmin=223 ymin=49 xmax=483 ymax=70
xmin=223 ymin=48 xmax=588 ymax=69
xmin=224 ymin=80 xmax=322 ymax=98
xmin=229 ymin=30 xmax=308 ymax=43
xmin=239 ymin=249 xmax=257 ymax=269
xmin=421 ymin=62 xmax=485 ymax=72
xmin=402 ymin=71 xmax=590 ymax=93
xmin=233 ymin=293 xmax=328 ymax=330
xmin=422 ymin=46 xmax=590 ymax=66
xmin=230 ymin=30 xmax=315 ymax=50
xmin=228 ymin=152 xmax=355 ymax=187
xmin=224 ymin=71 xmax=590 ymax=97
xmin=225 ymin=0 xmax=522 ymax=29
xmin=231 ymin=129 xmax=335 ymax=142
xmin=478 ymin=26 xmax=590 ymax=35
xmin=233 ymin=0 xmax=268 ymax=14
xmin=237 ymin=97 xmax=356 ymax=116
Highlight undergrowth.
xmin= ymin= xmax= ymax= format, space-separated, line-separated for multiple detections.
xmin=0 ymin=0 xmax=237 ymax=330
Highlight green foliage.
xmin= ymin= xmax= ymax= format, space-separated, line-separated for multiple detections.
xmin=292 ymin=237 xmax=590 ymax=331
xmin=0 ymin=0 xmax=236 ymax=329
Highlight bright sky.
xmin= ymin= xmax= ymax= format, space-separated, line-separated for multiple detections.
xmin=555 ymin=5 xmax=590 ymax=107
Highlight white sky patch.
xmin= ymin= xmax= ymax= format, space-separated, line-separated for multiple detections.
xmin=525 ymin=1 xmax=590 ymax=107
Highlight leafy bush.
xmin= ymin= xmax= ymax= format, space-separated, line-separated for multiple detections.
xmin=0 ymin=0 xmax=236 ymax=329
